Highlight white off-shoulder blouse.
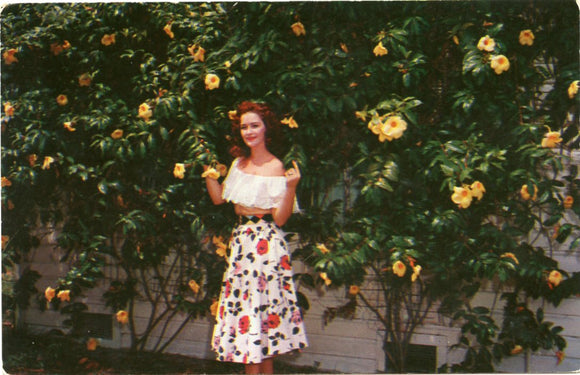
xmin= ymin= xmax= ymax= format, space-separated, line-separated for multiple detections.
xmin=222 ymin=158 xmax=300 ymax=212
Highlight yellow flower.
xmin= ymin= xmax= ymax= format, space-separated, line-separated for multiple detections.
xmin=3 ymin=48 xmax=18 ymax=65
xmin=281 ymin=116 xmax=299 ymax=128
xmin=541 ymin=131 xmax=562 ymax=148
xmin=210 ymin=300 xmax=219 ymax=316
xmin=62 ymin=40 xmax=71 ymax=50
xmin=563 ymin=195 xmax=574 ymax=209
xmin=45 ymin=286 xmax=56 ymax=302
xmin=188 ymin=280 xmax=200 ymax=294
xmin=320 ymin=272 xmax=332 ymax=286
xmin=511 ymin=345 xmax=523 ymax=355
xmin=56 ymin=94 xmax=68 ymax=106
xmin=202 ymin=167 xmax=220 ymax=180
xmin=111 ymin=129 xmax=124 ymax=139
xmin=1 ymin=177 xmax=12 ymax=187
xmin=63 ymin=122 xmax=76 ymax=132
xmin=392 ymin=260 xmax=406 ymax=277
xmin=28 ymin=154 xmax=37 ymax=167
xmin=355 ymin=111 xmax=367 ymax=122
xmin=470 ymin=181 xmax=485 ymax=200
xmin=164 ymin=23 xmax=174 ymax=39
xmin=78 ymin=73 xmax=92 ymax=87
xmin=490 ymin=55 xmax=510 ymax=74
xmin=568 ymin=80 xmax=579 ymax=99
xmin=57 ymin=290 xmax=71 ymax=302
xmin=42 ymin=156 xmax=55 ymax=170
xmin=373 ymin=41 xmax=388 ymax=57
xmin=86 ymin=338 xmax=98 ymax=351
xmin=193 ymin=46 xmax=205 ymax=62
xmin=348 ymin=285 xmax=360 ymax=295
xmin=213 ymin=236 xmax=228 ymax=258
xmin=451 ymin=186 xmax=473 ymax=208
xmin=138 ymin=103 xmax=153 ymax=121
xmin=520 ymin=184 xmax=538 ymax=201
xmin=411 ymin=265 xmax=422 ymax=282
xmin=224 ymin=61 xmax=232 ymax=69
xmin=4 ymin=102 xmax=15 ymax=117
xmin=173 ymin=163 xmax=186 ymax=179
xmin=477 ymin=35 xmax=496 ymax=52
xmin=228 ymin=110 xmax=237 ymax=120
xmin=381 ymin=115 xmax=407 ymax=140
xmin=452 ymin=35 xmax=460 ymax=45
xmin=216 ymin=163 xmax=228 ymax=177
xmin=205 ymin=73 xmax=220 ymax=90
xmin=548 ymin=270 xmax=562 ymax=287
xmin=519 ymin=30 xmax=535 ymax=46
xmin=291 ymin=22 xmax=306 ymax=37
xmin=500 ymin=252 xmax=519 ymax=265
xmin=340 ymin=43 xmax=349 ymax=53
xmin=316 ymin=243 xmax=330 ymax=254
xmin=116 ymin=310 xmax=129 ymax=324
xmin=101 ymin=34 xmax=116 ymax=46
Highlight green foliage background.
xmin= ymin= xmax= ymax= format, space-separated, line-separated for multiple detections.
xmin=2 ymin=1 xmax=579 ymax=372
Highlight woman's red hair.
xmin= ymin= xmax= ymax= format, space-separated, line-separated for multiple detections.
xmin=229 ymin=101 xmax=282 ymax=158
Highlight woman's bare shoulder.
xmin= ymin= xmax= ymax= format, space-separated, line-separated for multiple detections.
xmin=265 ymin=157 xmax=285 ymax=177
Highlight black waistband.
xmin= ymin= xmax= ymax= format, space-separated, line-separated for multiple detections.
xmin=238 ymin=214 xmax=273 ymax=225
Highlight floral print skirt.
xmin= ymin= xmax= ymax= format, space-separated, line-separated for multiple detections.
xmin=211 ymin=217 xmax=308 ymax=364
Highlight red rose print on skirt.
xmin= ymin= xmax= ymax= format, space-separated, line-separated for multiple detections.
xmin=257 ymin=239 xmax=269 ymax=255
xmin=267 ymin=313 xmax=281 ymax=329
xmin=239 ymin=315 xmax=250 ymax=334
xmin=280 ymin=255 xmax=291 ymax=270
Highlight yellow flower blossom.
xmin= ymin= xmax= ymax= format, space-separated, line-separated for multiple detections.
xmin=138 ymin=103 xmax=153 ymax=121
xmin=368 ymin=115 xmax=383 ymax=136
xmin=164 ymin=23 xmax=174 ymax=39
xmin=42 ymin=156 xmax=55 ymax=170
xmin=224 ymin=61 xmax=232 ymax=69
xmin=45 ymin=286 xmax=56 ymax=302
xmin=50 ymin=42 xmax=63 ymax=56
xmin=101 ymin=34 xmax=116 ymax=46
xmin=216 ymin=163 xmax=228 ymax=177
xmin=210 ymin=300 xmax=219 ymax=316
xmin=320 ymin=272 xmax=332 ymax=286
xmin=62 ymin=40 xmax=71 ymax=50
xmin=548 ymin=270 xmax=562 ymax=287
xmin=189 ymin=280 xmax=200 ymax=294
xmin=470 ymin=181 xmax=485 ymax=200
xmin=316 ymin=243 xmax=330 ymax=254
xmin=411 ymin=265 xmax=422 ymax=282
xmin=500 ymin=252 xmax=519 ymax=265
xmin=173 ymin=163 xmax=186 ymax=179
xmin=511 ymin=345 xmax=523 ymax=355
xmin=1 ymin=177 xmax=12 ymax=187
xmin=4 ymin=102 xmax=15 ymax=117
xmin=28 ymin=154 xmax=37 ymax=167
xmin=452 ymin=35 xmax=459 ymax=45
xmin=355 ymin=111 xmax=367 ymax=122
xmin=563 ymin=196 xmax=574 ymax=209
xmin=349 ymin=285 xmax=360 ymax=295
xmin=340 ymin=43 xmax=349 ymax=53
xmin=281 ymin=116 xmax=299 ymax=128
xmin=373 ymin=41 xmax=388 ymax=57
xmin=116 ymin=310 xmax=129 ymax=324
xmin=202 ymin=167 xmax=220 ymax=180
xmin=56 ymin=94 xmax=68 ymax=106
xmin=451 ymin=186 xmax=473 ymax=208
xmin=520 ymin=184 xmax=538 ymax=201
xmin=228 ymin=110 xmax=237 ymax=120
xmin=490 ymin=55 xmax=510 ymax=74
xmin=212 ymin=236 xmax=228 ymax=258
xmin=381 ymin=115 xmax=407 ymax=140
xmin=63 ymin=122 xmax=76 ymax=132
xmin=393 ymin=260 xmax=406 ymax=277
xmin=57 ymin=290 xmax=71 ymax=302
xmin=568 ymin=80 xmax=579 ymax=99
xmin=78 ymin=73 xmax=92 ymax=87
xmin=3 ymin=48 xmax=18 ymax=65
xmin=291 ymin=22 xmax=306 ymax=37
xmin=541 ymin=131 xmax=562 ymax=148
xmin=205 ymin=74 xmax=220 ymax=90
xmin=111 ymin=129 xmax=124 ymax=139
xmin=477 ymin=35 xmax=496 ymax=52
xmin=86 ymin=338 xmax=98 ymax=351
xmin=519 ymin=30 xmax=535 ymax=46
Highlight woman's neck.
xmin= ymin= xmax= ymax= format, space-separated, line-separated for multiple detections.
xmin=248 ymin=144 xmax=273 ymax=165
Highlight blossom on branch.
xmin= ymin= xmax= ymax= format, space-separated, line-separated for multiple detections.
xmin=519 ymin=30 xmax=535 ymax=46
xmin=490 ymin=55 xmax=510 ymax=74
xmin=477 ymin=35 xmax=496 ymax=52
xmin=291 ymin=22 xmax=306 ymax=37
xmin=373 ymin=41 xmax=388 ymax=56
xmin=451 ymin=186 xmax=473 ymax=208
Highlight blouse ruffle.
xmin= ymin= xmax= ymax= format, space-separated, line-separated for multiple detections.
xmin=222 ymin=158 xmax=300 ymax=212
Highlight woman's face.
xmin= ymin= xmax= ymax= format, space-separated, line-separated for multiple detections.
xmin=240 ymin=112 xmax=267 ymax=149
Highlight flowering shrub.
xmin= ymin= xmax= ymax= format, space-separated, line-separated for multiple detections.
xmin=1 ymin=2 xmax=579 ymax=371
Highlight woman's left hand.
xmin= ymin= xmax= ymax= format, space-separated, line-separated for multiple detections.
xmin=284 ymin=160 xmax=301 ymax=188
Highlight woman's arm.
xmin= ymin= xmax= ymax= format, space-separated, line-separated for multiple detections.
xmin=204 ymin=166 xmax=226 ymax=205
xmin=272 ymin=161 xmax=300 ymax=227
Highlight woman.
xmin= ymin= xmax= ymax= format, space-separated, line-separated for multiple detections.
xmin=204 ymin=101 xmax=308 ymax=374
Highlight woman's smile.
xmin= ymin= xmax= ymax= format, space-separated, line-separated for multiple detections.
xmin=240 ymin=112 xmax=266 ymax=148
